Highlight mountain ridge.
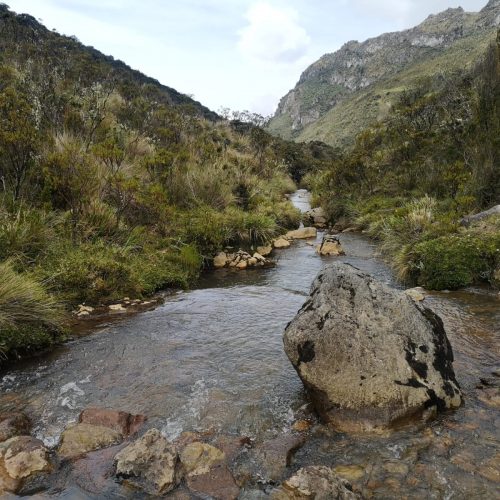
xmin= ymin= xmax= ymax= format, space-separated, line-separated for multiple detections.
xmin=268 ymin=0 xmax=500 ymax=146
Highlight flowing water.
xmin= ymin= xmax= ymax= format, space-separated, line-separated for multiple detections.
xmin=1 ymin=190 xmax=499 ymax=498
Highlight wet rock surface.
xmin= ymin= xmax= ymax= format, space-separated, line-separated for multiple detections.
xmin=0 ymin=413 xmax=31 ymax=443
xmin=58 ymin=423 xmax=123 ymax=458
xmin=274 ymin=466 xmax=359 ymax=499
xmin=284 ymin=262 xmax=462 ymax=432
xmin=78 ymin=407 xmax=146 ymax=437
xmin=114 ymin=428 xmax=179 ymax=495
xmin=0 ymin=436 xmax=51 ymax=494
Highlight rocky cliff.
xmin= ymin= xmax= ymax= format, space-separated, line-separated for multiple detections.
xmin=268 ymin=0 xmax=500 ymax=146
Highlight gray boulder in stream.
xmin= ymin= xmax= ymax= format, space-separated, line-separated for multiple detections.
xmin=283 ymin=263 xmax=462 ymax=433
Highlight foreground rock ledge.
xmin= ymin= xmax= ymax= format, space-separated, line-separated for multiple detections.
xmin=283 ymin=263 xmax=462 ymax=433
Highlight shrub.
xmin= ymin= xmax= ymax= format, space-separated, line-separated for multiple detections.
xmin=0 ymin=260 xmax=64 ymax=356
xmin=410 ymin=232 xmax=500 ymax=289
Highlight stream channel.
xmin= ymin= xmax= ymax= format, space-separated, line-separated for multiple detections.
xmin=1 ymin=190 xmax=499 ymax=498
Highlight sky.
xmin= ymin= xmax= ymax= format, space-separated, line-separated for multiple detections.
xmin=7 ymin=0 xmax=488 ymax=115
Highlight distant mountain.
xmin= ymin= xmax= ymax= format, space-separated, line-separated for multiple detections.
xmin=0 ymin=4 xmax=219 ymax=121
xmin=268 ymin=0 xmax=500 ymax=147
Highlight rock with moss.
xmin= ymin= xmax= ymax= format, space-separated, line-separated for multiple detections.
xmin=283 ymin=263 xmax=462 ymax=433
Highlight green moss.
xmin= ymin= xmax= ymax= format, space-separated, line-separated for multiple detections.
xmin=0 ymin=325 xmax=66 ymax=359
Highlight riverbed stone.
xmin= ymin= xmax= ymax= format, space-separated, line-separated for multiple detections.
xmin=283 ymin=263 xmax=462 ymax=433
xmin=333 ymin=465 xmax=365 ymax=482
xmin=79 ymin=408 xmax=146 ymax=437
xmin=304 ymin=207 xmax=328 ymax=228
xmin=286 ymin=227 xmax=317 ymax=240
xmin=0 ymin=436 xmax=51 ymax=494
xmin=256 ymin=435 xmax=305 ymax=481
xmin=274 ymin=238 xmax=291 ymax=249
xmin=214 ymin=252 xmax=229 ymax=269
xmin=186 ymin=462 xmax=240 ymax=499
xmin=237 ymin=260 xmax=248 ymax=270
xmin=0 ymin=413 xmax=31 ymax=443
xmin=257 ymin=245 xmax=273 ymax=256
xmin=274 ymin=466 xmax=359 ymax=499
xmin=58 ymin=423 xmax=123 ymax=458
xmin=114 ymin=429 xmax=179 ymax=495
xmin=180 ymin=442 xmax=225 ymax=477
xmin=316 ymin=236 xmax=345 ymax=256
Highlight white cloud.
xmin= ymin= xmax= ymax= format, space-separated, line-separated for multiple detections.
xmin=238 ymin=2 xmax=311 ymax=64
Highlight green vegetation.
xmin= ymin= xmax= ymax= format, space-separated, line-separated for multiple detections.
xmin=306 ymin=35 xmax=500 ymax=290
xmin=0 ymin=5 xmax=326 ymax=362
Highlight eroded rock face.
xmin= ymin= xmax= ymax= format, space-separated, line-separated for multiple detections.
xmin=58 ymin=423 xmax=123 ymax=458
xmin=114 ymin=429 xmax=179 ymax=496
xmin=283 ymin=263 xmax=462 ymax=433
xmin=274 ymin=466 xmax=359 ymax=499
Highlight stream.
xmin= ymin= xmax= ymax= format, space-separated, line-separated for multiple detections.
xmin=1 ymin=190 xmax=499 ymax=498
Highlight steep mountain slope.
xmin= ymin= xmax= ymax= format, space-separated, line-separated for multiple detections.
xmin=0 ymin=4 xmax=218 ymax=121
xmin=268 ymin=0 xmax=500 ymax=147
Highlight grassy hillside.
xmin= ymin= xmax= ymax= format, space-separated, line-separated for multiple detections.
xmin=0 ymin=5 xmax=337 ymax=361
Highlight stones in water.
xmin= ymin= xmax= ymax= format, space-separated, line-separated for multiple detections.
xmin=274 ymin=238 xmax=291 ymax=249
xmin=316 ymin=235 xmax=345 ymax=256
xmin=186 ymin=463 xmax=240 ymax=500
xmin=255 ymin=434 xmax=305 ymax=482
xmin=274 ymin=466 xmax=359 ymax=499
xmin=179 ymin=442 xmax=225 ymax=477
xmin=304 ymin=207 xmax=328 ymax=228
xmin=283 ymin=262 xmax=462 ymax=433
xmin=114 ymin=429 xmax=179 ymax=496
xmin=79 ymin=408 xmax=146 ymax=437
xmin=0 ymin=413 xmax=31 ymax=443
xmin=257 ymin=245 xmax=273 ymax=256
xmin=286 ymin=227 xmax=318 ymax=240
xmin=213 ymin=249 xmax=273 ymax=270
xmin=0 ymin=436 xmax=51 ymax=494
xmin=58 ymin=423 xmax=123 ymax=458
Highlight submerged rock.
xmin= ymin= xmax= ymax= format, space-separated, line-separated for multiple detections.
xmin=114 ymin=429 xmax=179 ymax=495
xmin=283 ymin=263 xmax=462 ymax=433
xmin=79 ymin=408 xmax=146 ymax=437
xmin=0 ymin=413 xmax=31 ymax=443
xmin=180 ymin=442 xmax=225 ymax=477
xmin=255 ymin=434 xmax=305 ymax=482
xmin=186 ymin=463 xmax=240 ymax=499
xmin=58 ymin=423 xmax=123 ymax=458
xmin=274 ymin=466 xmax=359 ymax=499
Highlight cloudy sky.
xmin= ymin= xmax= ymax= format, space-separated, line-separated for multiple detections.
xmin=8 ymin=0 xmax=487 ymax=114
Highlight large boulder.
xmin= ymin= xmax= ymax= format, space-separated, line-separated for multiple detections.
xmin=304 ymin=207 xmax=328 ymax=228
xmin=283 ymin=263 xmax=462 ymax=433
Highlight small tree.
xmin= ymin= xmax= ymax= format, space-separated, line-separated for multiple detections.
xmin=43 ymin=135 xmax=99 ymax=243
xmin=0 ymin=87 xmax=42 ymax=200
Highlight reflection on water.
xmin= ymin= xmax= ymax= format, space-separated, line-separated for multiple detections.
xmin=1 ymin=189 xmax=498 ymax=498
